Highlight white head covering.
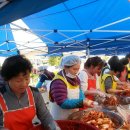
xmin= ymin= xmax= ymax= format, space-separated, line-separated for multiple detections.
xmin=60 ymin=55 xmax=81 ymax=69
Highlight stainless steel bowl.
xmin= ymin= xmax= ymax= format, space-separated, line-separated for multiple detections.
xmin=118 ymin=95 xmax=130 ymax=105
xmin=68 ymin=108 xmax=124 ymax=129
xmin=101 ymin=109 xmax=124 ymax=129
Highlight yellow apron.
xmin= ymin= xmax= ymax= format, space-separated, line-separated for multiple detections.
xmin=50 ymin=73 xmax=79 ymax=120
xmin=53 ymin=74 xmax=79 ymax=89
xmin=127 ymin=64 xmax=130 ymax=79
xmin=100 ymin=74 xmax=117 ymax=92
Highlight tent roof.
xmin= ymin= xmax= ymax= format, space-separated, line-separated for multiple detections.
xmin=0 ymin=0 xmax=130 ymax=56
xmin=0 ymin=0 xmax=66 ymax=26
xmin=23 ymin=0 xmax=130 ymax=55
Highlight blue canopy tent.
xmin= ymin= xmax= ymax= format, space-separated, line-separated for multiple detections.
xmin=0 ymin=0 xmax=66 ymax=56
xmin=0 ymin=0 xmax=130 ymax=56
xmin=0 ymin=0 xmax=67 ymax=26
xmin=0 ymin=24 xmax=19 ymax=56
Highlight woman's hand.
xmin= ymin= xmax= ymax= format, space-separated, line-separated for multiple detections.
xmin=83 ymin=99 xmax=98 ymax=107
xmin=85 ymin=89 xmax=106 ymax=98
xmin=96 ymin=90 xmax=106 ymax=98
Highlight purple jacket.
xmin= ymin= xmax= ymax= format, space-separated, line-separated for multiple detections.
xmin=50 ymin=70 xmax=80 ymax=105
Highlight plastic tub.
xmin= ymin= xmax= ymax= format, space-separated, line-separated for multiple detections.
xmin=30 ymin=120 xmax=99 ymax=130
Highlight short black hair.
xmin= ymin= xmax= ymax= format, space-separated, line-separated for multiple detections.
xmin=1 ymin=55 xmax=32 ymax=81
xmin=84 ymin=56 xmax=104 ymax=69
xmin=108 ymin=56 xmax=124 ymax=72
xmin=120 ymin=58 xmax=129 ymax=66
xmin=125 ymin=53 xmax=130 ymax=59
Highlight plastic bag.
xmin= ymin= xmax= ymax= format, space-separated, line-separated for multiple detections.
xmin=85 ymin=89 xmax=106 ymax=98
xmin=117 ymin=105 xmax=130 ymax=123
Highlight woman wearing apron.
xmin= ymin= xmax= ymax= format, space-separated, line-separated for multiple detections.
xmin=78 ymin=56 xmax=104 ymax=102
xmin=100 ymin=56 xmax=124 ymax=94
xmin=49 ymin=55 xmax=98 ymax=120
xmin=0 ymin=55 xmax=59 ymax=130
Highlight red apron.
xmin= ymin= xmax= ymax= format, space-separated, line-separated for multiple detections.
xmin=0 ymin=87 xmax=36 ymax=130
xmin=83 ymin=69 xmax=96 ymax=100
xmin=86 ymin=77 xmax=96 ymax=100
xmin=80 ymin=70 xmax=96 ymax=110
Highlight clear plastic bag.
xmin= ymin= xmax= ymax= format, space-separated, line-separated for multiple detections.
xmin=117 ymin=105 xmax=130 ymax=123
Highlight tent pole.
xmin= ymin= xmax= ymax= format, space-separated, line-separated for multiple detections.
xmin=11 ymin=23 xmax=55 ymax=44
xmin=58 ymin=31 xmax=86 ymax=47
xmin=87 ymin=48 xmax=90 ymax=58
xmin=94 ymin=30 xmax=130 ymax=33
xmin=59 ymin=31 xmax=89 ymax=44
xmin=94 ymin=17 xmax=130 ymax=30
xmin=86 ymin=41 xmax=90 ymax=58
xmin=4 ymin=25 xmax=10 ymax=51
xmin=59 ymin=16 xmax=130 ymax=32
xmin=91 ymin=34 xmax=130 ymax=48
xmin=28 ymin=31 xmax=54 ymax=43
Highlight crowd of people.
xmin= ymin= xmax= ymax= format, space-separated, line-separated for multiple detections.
xmin=0 ymin=54 xmax=130 ymax=130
